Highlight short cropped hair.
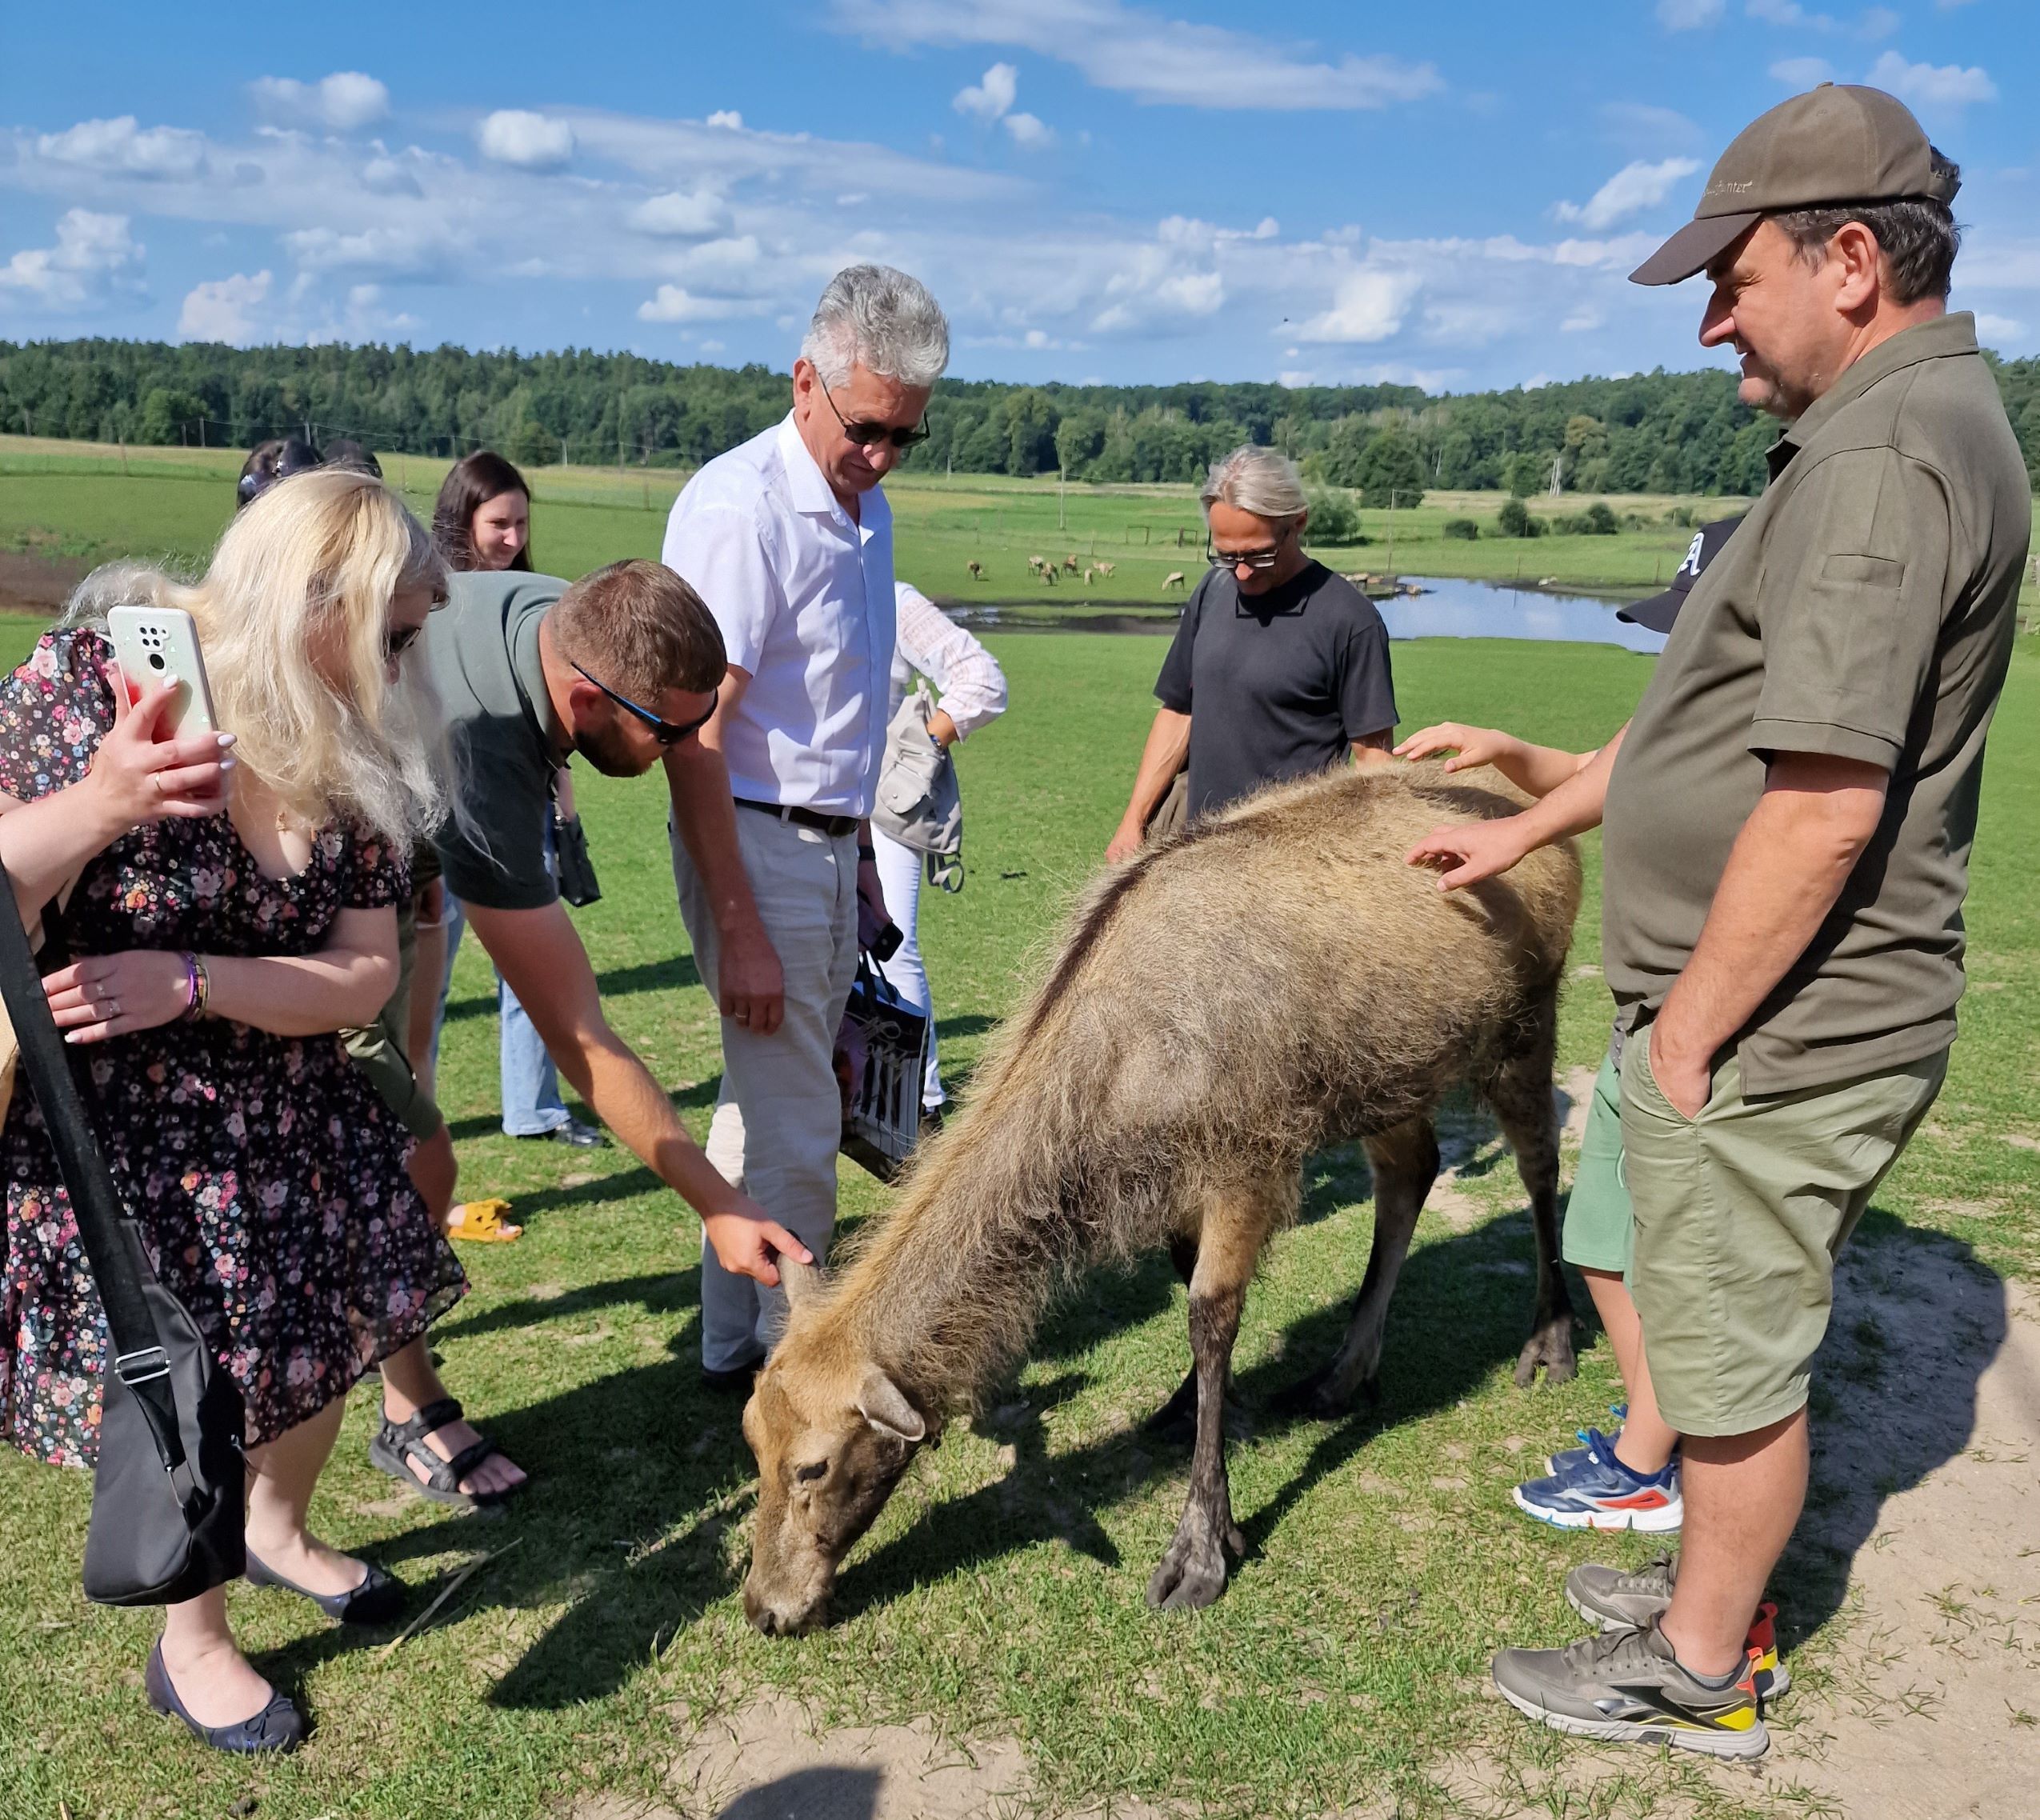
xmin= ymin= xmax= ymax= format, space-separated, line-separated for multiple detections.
xmin=800 ymin=264 xmax=950 ymax=389
xmin=1770 ymin=148 xmax=1963 ymax=305
xmin=550 ymin=559 xmax=725 ymax=701
xmin=1201 ymin=445 xmax=1308 ymax=523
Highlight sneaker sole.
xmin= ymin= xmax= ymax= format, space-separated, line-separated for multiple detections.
xmin=1494 ymin=1680 xmax=1770 ymax=1760
xmin=1562 ymin=1593 xmax=1792 ymax=1701
xmin=1512 ymin=1486 xmax=1685 ymax=1534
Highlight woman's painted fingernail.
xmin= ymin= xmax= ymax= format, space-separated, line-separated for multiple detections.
xmin=216 ymin=732 xmax=236 ymax=748
xmin=218 ymin=757 xmax=236 ymax=771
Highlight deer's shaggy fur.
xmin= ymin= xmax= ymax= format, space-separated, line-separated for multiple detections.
xmin=742 ymin=762 xmax=1581 ymax=1634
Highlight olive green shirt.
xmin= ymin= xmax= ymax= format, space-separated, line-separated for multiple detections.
xmin=427 ymin=570 xmax=566 ymax=914
xmin=1602 ymin=313 xmax=2029 ymax=1094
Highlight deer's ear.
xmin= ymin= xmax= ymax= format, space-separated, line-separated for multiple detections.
xmin=779 ymin=1254 xmax=826 ymax=1306
xmin=855 ymin=1368 xmax=926 ymax=1443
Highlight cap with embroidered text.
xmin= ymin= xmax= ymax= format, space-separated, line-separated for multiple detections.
xmin=1630 ymin=85 xmax=1958 ymax=288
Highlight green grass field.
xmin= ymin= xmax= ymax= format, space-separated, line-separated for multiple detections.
xmin=0 ymin=455 xmax=2037 ymax=1818
xmin=0 ymin=434 xmax=1817 ymax=603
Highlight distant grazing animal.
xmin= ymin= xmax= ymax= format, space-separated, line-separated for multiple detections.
xmin=1042 ymin=564 xmax=1058 ymax=586
xmin=1094 ymin=561 xmax=1116 ymax=578
xmin=1162 ymin=570 xmax=1188 ymax=591
xmin=741 ymin=764 xmax=1582 ymax=1636
xmin=1083 ymin=566 xmax=1095 ymax=586
xmin=1064 ymin=554 xmax=1081 ymax=574
xmin=967 ymin=560 xmax=984 ymax=582
xmin=1027 ymin=555 xmax=1046 ymax=576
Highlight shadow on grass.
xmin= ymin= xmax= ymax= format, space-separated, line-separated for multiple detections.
xmin=718 ymin=1770 xmax=882 ymax=1819
xmin=1771 ymin=1207 xmax=2005 ymax=1654
xmin=437 ymin=953 xmax=702 ymax=1030
xmin=342 ymin=1198 xmax=2000 ymax=1717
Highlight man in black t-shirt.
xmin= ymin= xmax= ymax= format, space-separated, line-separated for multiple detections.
xmin=1106 ymin=446 xmax=1397 ymax=859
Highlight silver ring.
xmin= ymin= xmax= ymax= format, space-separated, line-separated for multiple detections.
xmin=106 ymin=998 xmax=121 ymax=1020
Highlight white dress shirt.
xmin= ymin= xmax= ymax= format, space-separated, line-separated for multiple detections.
xmin=889 ymin=582 xmax=1008 ymax=736
xmin=662 ymin=414 xmax=896 ymax=816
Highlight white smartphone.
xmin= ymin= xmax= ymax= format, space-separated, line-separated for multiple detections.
xmin=106 ymin=606 xmax=220 ymax=738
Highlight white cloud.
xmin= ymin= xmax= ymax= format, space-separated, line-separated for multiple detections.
xmin=637 ymin=284 xmax=758 ymax=322
xmin=0 ymin=208 xmax=144 ymax=310
xmin=250 ymin=73 xmax=390 ymax=131
xmin=1866 ymin=52 xmax=1997 ymax=109
xmin=1599 ymin=102 xmax=1704 ymax=154
xmin=1656 ymin=0 xmax=1724 ymax=27
xmin=1973 ymin=313 xmax=2024 ymax=345
xmin=1004 ymin=112 xmax=1055 ymax=149
xmin=630 ymin=187 xmax=730 ymax=236
xmin=1295 ymin=266 xmax=1422 ymax=343
xmin=477 ymin=110 xmax=576 ymax=169
xmin=954 ymin=62 xmax=1018 ymax=120
xmin=706 ymin=110 xmax=744 ymax=130
xmin=1858 ymin=6 xmax=1900 ymax=38
xmin=35 ymin=116 xmax=208 ymax=180
xmin=834 ymin=0 xmax=1440 ymax=110
xmin=178 ymin=269 xmax=273 ymax=342
xmin=1770 ymin=57 xmax=1835 ymax=86
xmin=1554 ymin=158 xmax=1699 ymax=232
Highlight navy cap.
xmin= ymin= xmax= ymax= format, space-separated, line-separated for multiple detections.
xmin=1618 ymin=515 xmax=1744 ymax=633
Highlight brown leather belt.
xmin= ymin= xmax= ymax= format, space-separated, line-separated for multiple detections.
xmin=734 ymin=797 xmax=858 ymax=839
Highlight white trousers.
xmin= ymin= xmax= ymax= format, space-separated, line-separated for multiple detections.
xmin=671 ymin=810 xmax=860 ymax=1371
xmin=870 ymin=826 xmax=946 ymax=1110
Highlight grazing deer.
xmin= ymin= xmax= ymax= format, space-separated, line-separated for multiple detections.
xmin=1042 ymin=564 xmax=1058 ymax=586
xmin=1162 ymin=570 xmax=1187 ymax=591
xmin=742 ymin=764 xmax=1581 ymax=1635
xmin=1027 ymin=555 xmax=1046 ymax=576
xmin=967 ymin=560 xmax=984 ymax=582
xmin=1083 ymin=566 xmax=1095 ymax=586
xmin=1094 ymin=560 xmax=1116 ymax=578
xmin=1064 ymin=554 xmax=1081 ymax=573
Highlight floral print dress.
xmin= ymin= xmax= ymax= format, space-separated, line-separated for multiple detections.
xmin=0 ymin=629 xmax=466 ymax=1466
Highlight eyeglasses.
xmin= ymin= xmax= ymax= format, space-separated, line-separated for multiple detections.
xmin=1206 ymin=542 xmax=1286 ymax=572
xmin=571 ymin=662 xmax=718 ymax=746
xmin=816 ymin=371 xmax=930 ymax=451
xmin=385 ymin=622 xmax=424 ymax=662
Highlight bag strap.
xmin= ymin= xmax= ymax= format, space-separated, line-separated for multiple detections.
xmin=0 ymin=894 xmax=194 ymax=1482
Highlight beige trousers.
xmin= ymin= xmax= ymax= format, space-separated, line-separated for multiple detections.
xmin=670 ymin=808 xmax=860 ymax=1370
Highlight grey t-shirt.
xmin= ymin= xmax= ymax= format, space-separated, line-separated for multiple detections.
xmin=1154 ymin=560 xmax=1398 ymax=819
xmin=427 ymin=570 xmax=565 ymax=914
xmin=1602 ymin=314 xmax=2030 ymax=1094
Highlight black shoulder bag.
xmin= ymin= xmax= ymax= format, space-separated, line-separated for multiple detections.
xmin=0 ymin=899 xmax=245 ymax=1606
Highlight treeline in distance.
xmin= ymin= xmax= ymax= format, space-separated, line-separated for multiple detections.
xmin=5 ymin=337 xmax=2038 ymax=505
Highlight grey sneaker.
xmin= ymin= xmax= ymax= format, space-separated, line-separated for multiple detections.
xmin=1566 ymin=1553 xmax=1678 ymax=1630
xmin=1566 ymin=1557 xmax=1790 ymax=1699
xmin=1492 ymin=1620 xmax=1768 ymax=1760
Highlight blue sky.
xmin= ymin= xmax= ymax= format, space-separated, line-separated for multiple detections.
xmin=1 ymin=1 xmax=2032 ymax=394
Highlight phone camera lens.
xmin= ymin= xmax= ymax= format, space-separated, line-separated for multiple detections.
xmin=148 ymin=652 xmax=166 ymax=670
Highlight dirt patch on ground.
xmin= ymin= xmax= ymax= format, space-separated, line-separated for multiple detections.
xmin=1758 ymin=1238 xmax=2040 ymax=1816
xmin=571 ymin=1689 xmax=1178 ymax=1818
xmin=0 ymin=549 xmax=86 ymax=615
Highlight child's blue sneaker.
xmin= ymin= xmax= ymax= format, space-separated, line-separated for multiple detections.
xmin=1514 ymin=1430 xmax=1682 ymax=1533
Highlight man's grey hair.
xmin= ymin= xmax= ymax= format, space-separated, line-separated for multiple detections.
xmin=800 ymin=265 xmax=950 ymax=389
xmin=1201 ymin=445 xmax=1308 ymax=523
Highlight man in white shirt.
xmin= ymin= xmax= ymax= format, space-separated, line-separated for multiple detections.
xmin=662 ymin=264 xmax=950 ymax=1385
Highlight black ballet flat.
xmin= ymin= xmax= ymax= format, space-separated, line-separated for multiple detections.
xmin=146 ymin=1641 xmax=306 ymax=1755
xmin=245 ymin=1549 xmax=406 ymax=1625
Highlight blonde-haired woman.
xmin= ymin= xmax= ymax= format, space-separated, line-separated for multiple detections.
xmin=0 ymin=468 xmax=467 ymax=1753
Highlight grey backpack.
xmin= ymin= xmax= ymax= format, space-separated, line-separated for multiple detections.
xmin=873 ymin=680 xmax=964 ymax=892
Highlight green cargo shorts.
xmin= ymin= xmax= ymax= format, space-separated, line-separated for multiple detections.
xmin=1618 ymin=1031 xmax=1946 ymax=1438
xmin=1561 ymin=1047 xmax=1631 ymax=1273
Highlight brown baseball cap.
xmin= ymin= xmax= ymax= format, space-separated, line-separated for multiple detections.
xmin=1630 ymin=83 xmax=1959 ymax=286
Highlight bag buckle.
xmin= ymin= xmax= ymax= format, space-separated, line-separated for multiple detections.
xmin=114 ymin=1346 xmax=172 ymax=1386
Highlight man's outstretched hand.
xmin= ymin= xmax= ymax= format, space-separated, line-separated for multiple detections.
xmin=702 ymin=1196 xmax=813 ymax=1286
xmin=1404 ymin=814 xmax=1536 ymax=891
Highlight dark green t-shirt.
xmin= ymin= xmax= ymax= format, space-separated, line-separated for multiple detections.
xmin=427 ymin=570 xmax=565 ymax=913
xmin=1602 ymin=314 xmax=2030 ymax=1093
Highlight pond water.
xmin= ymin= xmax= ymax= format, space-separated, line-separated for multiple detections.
xmin=940 ymin=574 xmax=1666 ymax=652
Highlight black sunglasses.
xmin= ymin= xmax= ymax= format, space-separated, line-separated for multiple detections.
xmin=571 ymin=662 xmax=718 ymax=746
xmin=816 ymin=370 xmax=930 ymax=450
xmin=1206 ymin=542 xmax=1285 ymax=572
